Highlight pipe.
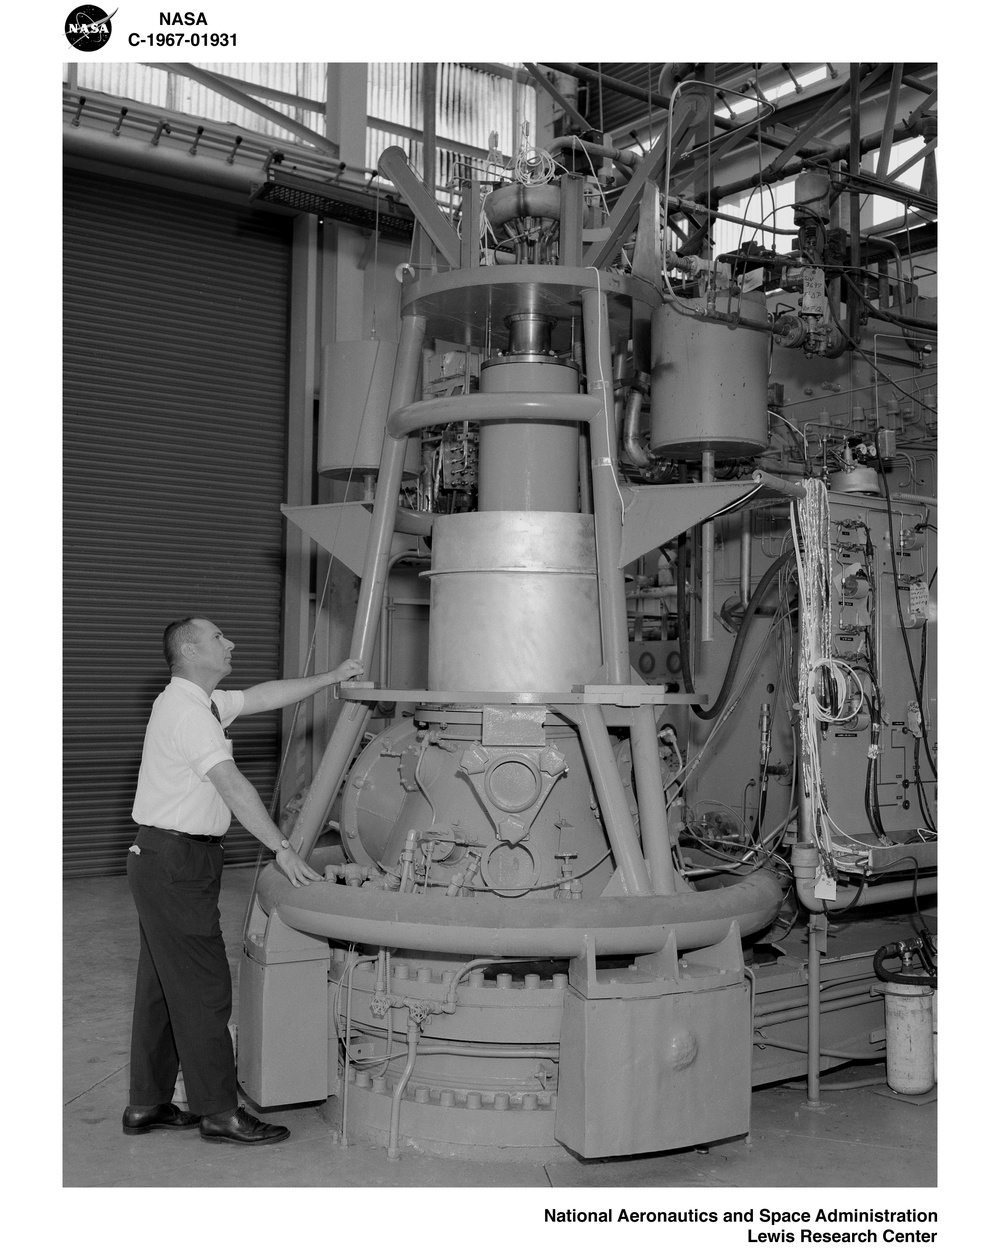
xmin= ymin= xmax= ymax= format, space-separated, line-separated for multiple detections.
xmin=395 ymin=507 xmax=434 ymax=536
xmin=701 ymin=451 xmax=715 ymax=643
xmin=289 ymin=315 xmax=426 ymax=859
xmin=740 ymin=510 xmax=752 ymax=609
xmin=542 ymin=62 xmax=797 ymax=156
xmin=387 ymin=1015 xmax=420 ymax=1161
xmin=387 ymin=391 xmax=599 ymax=440
xmin=341 ymin=953 xmax=378 ymax=1148
xmin=848 ymin=65 xmax=863 ymax=343
xmin=622 ymin=384 xmax=652 ymax=468
xmin=756 ymin=1032 xmax=886 ymax=1064
xmin=547 ymin=134 xmax=641 ymax=172
xmin=581 ymin=286 xmax=632 ymax=684
xmin=754 ymin=988 xmax=876 ymax=1028
xmin=577 ymin=704 xmax=653 ymax=897
xmin=629 ymin=704 xmax=678 ymax=893
xmin=257 ymin=864 xmax=783 ymax=956
xmin=483 ymin=183 xmax=562 ymax=228
xmin=807 ymin=914 xmax=824 ymax=1104
xmin=791 ymin=846 xmax=938 ymax=914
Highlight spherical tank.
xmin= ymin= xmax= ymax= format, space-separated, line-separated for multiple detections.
xmin=425 ymin=511 xmax=602 ymax=692
xmin=649 ymin=290 xmax=769 ymax=458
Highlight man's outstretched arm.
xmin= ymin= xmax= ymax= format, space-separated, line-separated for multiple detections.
xmin=206 ymin=759 xmax=321 ymax=887
xmin=239 ymin=658 xmax=364 ymax=715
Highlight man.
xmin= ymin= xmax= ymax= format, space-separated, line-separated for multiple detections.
xmin=122 ymin=617 xmax=363 ymax=1147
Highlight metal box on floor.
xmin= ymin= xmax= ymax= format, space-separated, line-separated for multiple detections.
xmin=555 ymin=924 xmax=750 ymax=1157
xmin=238 ymin=905 xmax=330 ymax=1108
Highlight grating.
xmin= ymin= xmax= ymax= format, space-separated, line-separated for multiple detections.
xmin=251 ymin=170 xmax=414 ymax=240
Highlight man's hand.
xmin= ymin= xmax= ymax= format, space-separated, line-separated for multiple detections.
xmin=332 ymin=657 xmax=365 ymax=684
xmin=275 ymin=846 xmax=323 ymax=887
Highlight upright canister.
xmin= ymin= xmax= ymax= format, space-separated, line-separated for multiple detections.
xmin=424 ymin=511 xmax=602 ymax=692
xmin=884 ymin=982 xmax=935 ymax=1095
xmin=649 ymin=290 xmax=769 ymax=458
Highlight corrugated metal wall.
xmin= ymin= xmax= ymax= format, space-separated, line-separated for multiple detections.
xmin=66 ymin=62 xmax=534 ymax=192
xmin=63 ymin=170 xmax=293 ymax=877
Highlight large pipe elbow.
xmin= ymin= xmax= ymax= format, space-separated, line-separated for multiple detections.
xmin=256 ymin=859 xmax=784 ymax=957
xmin=483 ymin=183 xmax=562 ymax=229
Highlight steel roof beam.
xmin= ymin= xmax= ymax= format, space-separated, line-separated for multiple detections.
xmin=146 ymin=62 xmax=340 ymax=158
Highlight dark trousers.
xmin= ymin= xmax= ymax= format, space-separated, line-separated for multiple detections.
xmin=126 ymin=825 xmax=237 ymax=1116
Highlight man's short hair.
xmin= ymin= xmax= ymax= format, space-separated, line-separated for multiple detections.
xmin=163 ymin=618 xmax=201 ymax=669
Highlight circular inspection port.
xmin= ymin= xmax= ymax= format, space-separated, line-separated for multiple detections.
xmin=481 ymin=842 xmax=539 ymax=893
xmin=483 ymin=756 xmax=542 ymax=813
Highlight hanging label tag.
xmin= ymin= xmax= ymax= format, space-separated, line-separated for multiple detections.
xmin=814 ymin=869 xmax=838 ymax=901
xmin=801 ymin=266 xmax=827 ymax=316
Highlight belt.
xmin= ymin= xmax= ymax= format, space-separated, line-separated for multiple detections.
xmin=141 ymin=824 xmax=225 ymax=845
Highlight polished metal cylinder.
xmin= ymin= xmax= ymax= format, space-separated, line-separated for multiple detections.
xmin=477 ymin=359 xmax=580 ymax=512
xmin=649 ymin=291 xmax=769 ymax=457
xmin=426 ymin=511 xmax=602 ymax=691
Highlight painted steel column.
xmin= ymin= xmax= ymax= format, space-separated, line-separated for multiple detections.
xmin=581 ymin=286 xmax=631 ymax=684
xmin=806 ymin=912 xmax=827 ymax=1105
xmin=289 ymin=315 xmax=426 ymax=857
xmin=629 ymin=705 xmax=678 ymax=894
xmin=280 ymin=214 xmax=320 ymax=806
xmin=577 ymin=705 xmax=652 ymax=896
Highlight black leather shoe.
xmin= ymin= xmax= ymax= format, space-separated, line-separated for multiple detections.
xmin=122 ymin=1103 xmax=201 ymax=1135
xmin=199 ymin=1106 xmax=290 ymax=1146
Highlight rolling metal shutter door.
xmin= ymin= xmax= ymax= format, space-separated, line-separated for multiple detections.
xmin=64 ymin=170 xmax=292 ymax=877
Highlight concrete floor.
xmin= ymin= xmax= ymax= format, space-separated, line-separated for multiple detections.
xmin=64 ymin=866 xmax=935 ymax=1191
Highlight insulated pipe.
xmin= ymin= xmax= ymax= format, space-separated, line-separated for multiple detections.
xmin=629 ymin=704 xmax=678 ymax=893
xmin=577 ymin=704 xmax=653 ymax=896
xmin=289 ymin=315 xmax=426 ymax=859
xmin=258 ymin=865 xmax=784 ymax=956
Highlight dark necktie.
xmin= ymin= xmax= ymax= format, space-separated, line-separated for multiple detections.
xmin=209 ymin=699 xmax=222 ymax=724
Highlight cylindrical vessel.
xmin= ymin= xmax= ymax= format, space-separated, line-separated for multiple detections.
xmin=319 ymin=340 xmax=419 ymax=479
xmin=884 ymin=982 xmax=935 ymax=1095
xmin=649 ymin=291 xmax=769 ymax=458
xmin=426 ymin=511 xmax=602 ymax=691
xmin=478 ymin=359 xmax=580 ymax=512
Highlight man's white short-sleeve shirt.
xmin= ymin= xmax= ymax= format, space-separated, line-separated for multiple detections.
xmin=132 ymin=676 xmax=246 ymax=836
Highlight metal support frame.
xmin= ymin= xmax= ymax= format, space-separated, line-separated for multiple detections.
xmin=148 ymin=62 xmax=341 ymax=157
xmin=524 ymin=63 xmax=591 ymax=133
xmin=378 ymin=146 xmax=462 ymax=269
xmin=289 ymin=315 xmax=427 ymax=858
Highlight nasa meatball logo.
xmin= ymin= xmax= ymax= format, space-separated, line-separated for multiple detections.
xmin=65 ymin=6 xmax=117 ymax=52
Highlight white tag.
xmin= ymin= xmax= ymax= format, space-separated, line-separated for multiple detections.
xmin=814 ymin=869 xmax=838 ymax=901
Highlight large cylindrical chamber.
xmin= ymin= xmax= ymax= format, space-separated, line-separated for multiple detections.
xmin=426 ymin=511 xmax=602 ymax=691
xmin=649 ymin=291 xmax=769 ymax=457
xmin=477 ymin=358 xmax=580 ymax=512
xmin=318 ymin=340 xmax=419 ymax=478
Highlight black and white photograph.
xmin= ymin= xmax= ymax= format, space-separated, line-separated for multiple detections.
xmin=27 ymin=10 xmax=969 ymax=1237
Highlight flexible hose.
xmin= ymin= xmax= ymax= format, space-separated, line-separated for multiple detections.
xmin=874 ymin=942 xmax=937 ymax=989
xmin=676 ymin=544 xmax=795 ymax=720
